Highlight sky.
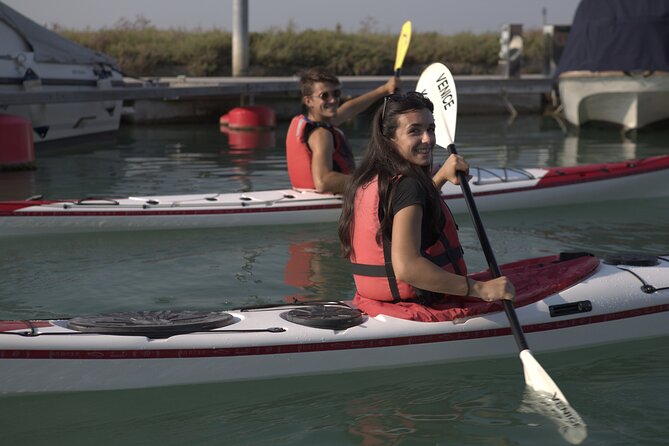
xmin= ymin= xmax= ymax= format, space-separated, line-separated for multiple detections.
xmin=4 ymin=0 xmax=582 ymax=34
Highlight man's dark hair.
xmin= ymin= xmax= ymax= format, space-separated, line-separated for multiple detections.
xmin=297 ymin=67 xmax=340 ymax=96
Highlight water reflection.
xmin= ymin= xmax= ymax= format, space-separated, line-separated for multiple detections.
xmin=0 ymin=332 xmax=665 ymax=442
xmin=449 ymin=114 xmax=668 ymax=169
xmin=0 ymin=169 xmax=37 ymax=200
xmin=220 ymin=126 xmax=276 ymax=151
xmin=282 ymin=238 xmax=352 ymax=303
xmin=219 ymin=126 xmax=277 ymax=191
xmin=560 ymin=131 xmax=638 ymax=166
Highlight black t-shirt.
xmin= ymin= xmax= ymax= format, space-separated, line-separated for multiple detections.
xmin=388 ymin=177 xmax=445 ymax=249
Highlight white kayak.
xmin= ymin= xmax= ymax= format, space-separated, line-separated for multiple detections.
xmin=0 ymin=252 xmax=667 ymax=394
xmin=1 ymin=155 xmax=668 ymax=237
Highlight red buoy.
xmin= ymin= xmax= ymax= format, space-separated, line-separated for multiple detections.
xmin=222 ymin=106 xmax=276 ymax=130
xmin=0 ymin=114 xmax=35 ymax=170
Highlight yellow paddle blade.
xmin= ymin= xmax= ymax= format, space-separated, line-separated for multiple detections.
xmin=394 ymin=20 xmax=412 ymax=73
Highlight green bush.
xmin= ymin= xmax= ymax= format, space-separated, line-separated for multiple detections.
xmin=55 ymin=19 xmax=546 ymax=77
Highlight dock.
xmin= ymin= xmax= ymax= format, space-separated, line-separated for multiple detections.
xmin=0 ymin=75 xmax=555 ymax=123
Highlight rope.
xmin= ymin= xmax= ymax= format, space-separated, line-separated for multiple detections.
xmin=616 ymin=266 xmax=669 ymax=294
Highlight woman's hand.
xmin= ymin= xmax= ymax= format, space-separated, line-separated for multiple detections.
xmin=434 ymin=153 xmax=469 ymax=186
xmin=471 ymin=276 xmax=515 ymax=302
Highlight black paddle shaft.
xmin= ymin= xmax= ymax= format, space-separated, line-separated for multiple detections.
xmin=447 ymin=144 xmax=529 ymax=351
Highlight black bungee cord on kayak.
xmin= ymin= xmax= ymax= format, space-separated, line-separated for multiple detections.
xmin=1 ymin=324 xmax=287 ymax=338
xmin=604 ymin=254 xmax=669 ymax=294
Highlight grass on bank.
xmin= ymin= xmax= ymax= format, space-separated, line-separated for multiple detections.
xmin=54 ymin=17 xmax=546 ymax=77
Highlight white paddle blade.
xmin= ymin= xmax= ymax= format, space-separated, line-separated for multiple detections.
xmin=519 ymin=350 xmax=588 ymax=444
xmin=520 ymin=389 xmax=588 ymax=445
xmin=416 ymin=62 xmax=457 ymax=148
xmin=520 ymin=350 xmax=566 ymax=400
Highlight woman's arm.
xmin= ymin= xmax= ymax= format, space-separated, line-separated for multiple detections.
xmin=391 ymin=204 xmax=514 ymax=301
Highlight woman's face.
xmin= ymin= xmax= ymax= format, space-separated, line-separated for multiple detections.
xmin=391 ymin=109 xmax=436 ymax=166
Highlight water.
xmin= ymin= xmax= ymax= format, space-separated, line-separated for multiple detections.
xmin=1 ymin=114 xmax=669 ymax=445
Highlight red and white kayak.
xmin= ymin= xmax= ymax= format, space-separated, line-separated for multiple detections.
xmin=0 ymin=252 xmax=667 ymax=394
xmin=1 ymin=156 xmax=668 ymax=237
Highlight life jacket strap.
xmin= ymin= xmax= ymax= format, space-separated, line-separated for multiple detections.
xmin=351 ymin=245 xmax=463 ymax=277
xmin=421 ymin=245 xmax=464 ymax=269
xmin=382 ymin=236 xmax=402 ymax=302
xmin=350 ymin=263 xmax=387 ymax=277
xmin=435 ymin=232 xmax=465 ymax=276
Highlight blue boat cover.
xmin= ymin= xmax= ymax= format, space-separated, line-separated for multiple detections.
xmin=554 ymin=0 xmax=669 ymax=77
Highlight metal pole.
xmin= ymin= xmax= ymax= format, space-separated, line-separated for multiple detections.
xmin=232 ymin=0 xmax=249 ymax=77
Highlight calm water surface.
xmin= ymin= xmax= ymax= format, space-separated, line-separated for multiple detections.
xmin=1 ymin=115 xmax=668 ymax=445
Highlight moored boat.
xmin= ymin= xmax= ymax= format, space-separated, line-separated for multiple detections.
xmin=558 ymin=71 xmax=669 ymax=130
xmin=555 ymin=0 xmax=669 ymax=130
xmin=1 ymin=155 xmax=668 ymax=237
xmin=0 ymin=2 xmax=124 ymax=143
xmin=0 ymin=252 xmax=667 ymax=394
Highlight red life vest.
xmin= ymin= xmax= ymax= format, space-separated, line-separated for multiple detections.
xmin=349 ymin=176 xmax=467 ymax=304
xmin=285 ymin=115 xmax=355 ymax=190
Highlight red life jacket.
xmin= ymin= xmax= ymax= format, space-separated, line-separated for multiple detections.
xmin=285 ymin=115 xmax=355 ymax=190
xmin=349 ymin=176 xmax=467 ymax=304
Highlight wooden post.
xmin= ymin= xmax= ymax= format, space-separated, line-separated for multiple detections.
xmin=232 ymin=0 xmax=249 ymax=77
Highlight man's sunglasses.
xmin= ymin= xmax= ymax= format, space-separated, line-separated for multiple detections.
xmin=311 ymin=89 xmax=342 ymax=101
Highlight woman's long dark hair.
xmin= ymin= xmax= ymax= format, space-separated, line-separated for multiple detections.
xmin=338 ymin=92 xmax=443 ymax=259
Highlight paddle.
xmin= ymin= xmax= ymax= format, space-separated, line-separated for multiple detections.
xmin=416 ymin=63 xmax=587 ymax=444
xmin=394 ymin=21 xmax=412 ymax=79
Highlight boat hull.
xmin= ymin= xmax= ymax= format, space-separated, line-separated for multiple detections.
xmin=558 ymin=72 xmax=669 ymax=130
xmin=0 ymin=254 xmax=667 ymax=394
xmin=0 ymin=20 xmax=123 ymax=143
xmin=1 ymin=156 xmax=668 ymax=237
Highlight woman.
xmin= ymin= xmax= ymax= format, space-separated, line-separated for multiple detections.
xmin=338 ymin=92 xmax=514 ymax=322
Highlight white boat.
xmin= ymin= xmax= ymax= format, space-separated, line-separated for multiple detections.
xmin=555 ymin=0 xmax=669 ymax=130
xmin=0 ymin=2 xmax=123 ymax=143
xmin=0 ymin=252 xmax=667 ymax=394
xmin=558 ymin=71 xmax=669 ymax=130
xmin=1 ymin=155 xmax=668 ymax=236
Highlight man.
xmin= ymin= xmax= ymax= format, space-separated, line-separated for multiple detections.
xmin=286 ymin=67 xmax=399 ymax=194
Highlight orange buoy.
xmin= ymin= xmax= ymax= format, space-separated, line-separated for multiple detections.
xmin=219 ymin=113 xmax=229 ymax=126
xmin=0 ymin=114 xmax=35 ymax=171
xmin=223 ymin=106 xmax=276 ymax=130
